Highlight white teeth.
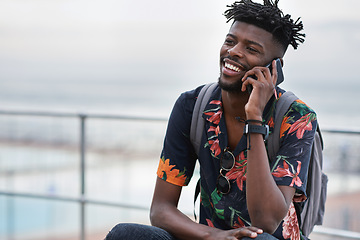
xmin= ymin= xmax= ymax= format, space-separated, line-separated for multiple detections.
xmin=225 ymin=62 xmax=241 ymax=72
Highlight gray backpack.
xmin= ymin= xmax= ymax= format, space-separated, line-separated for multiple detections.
xmin=190 ymin=82 xmax=328 ymax=237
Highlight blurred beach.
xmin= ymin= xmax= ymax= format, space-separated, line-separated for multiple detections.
xmin=1 ymin=0 xmax=360 ymax=239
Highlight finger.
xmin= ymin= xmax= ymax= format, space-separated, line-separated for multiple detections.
xmin=271 ymin=60 xmax=278 ymax=85
xmin=242 ymin=68 xmax=262 ymax=82
xmin=247 ymin=226 xmax=264 ymax=234
xmin=241 ymin=68 xmax=262 ymax=92
xmin=241 ymin=76 xmax=256 ymax=92
xmin=233 ymin=227 xmax=259 ymax=239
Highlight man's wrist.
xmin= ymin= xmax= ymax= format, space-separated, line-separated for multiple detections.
xmin=245 ymin=113 xmax=263 ymax=123
xmin=245 ymin=119 xmax=263 ymax=126
xmin=244 ymin=123 xmax=269 ymax=140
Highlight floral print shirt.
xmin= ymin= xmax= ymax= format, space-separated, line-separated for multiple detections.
xmin=157 ymin=84 xmax=317 ymax=240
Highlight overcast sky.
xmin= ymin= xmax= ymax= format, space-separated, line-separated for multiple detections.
xmin=1 ymin=0 xmax=358 ymax=79
xmin=0 ymin=0 xmax=359 ymax=125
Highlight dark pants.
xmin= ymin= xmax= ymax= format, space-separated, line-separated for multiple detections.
xmin=105 ymin=223 xmax=176 ymax=240
xmin=105 ymin=223 xmax=279 ymax=240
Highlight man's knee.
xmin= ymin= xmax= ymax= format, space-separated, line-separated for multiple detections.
xmin=105 ymin=223 xmax=126 ymax=240
xmin=242 ymin=232 xmax=279 ymax=240
xmin=105 ymin=223 xmax=176 ymax=240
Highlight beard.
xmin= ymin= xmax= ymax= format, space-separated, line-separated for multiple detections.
xmin=218 ymin=54 xmax=249 ymax=94
xmin=217 ymin=75 xmax=244 ymax=94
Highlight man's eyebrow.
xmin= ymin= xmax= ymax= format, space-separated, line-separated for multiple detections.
xmin=226 ymin=33 xmax=264 ymax=49
xmin=226 ymin=33 xmax=237 ymax=39
xmin=246 ymin=40 xmax=264 ymax=49
xmin=246 ymin=40 xmax=264 ymax=48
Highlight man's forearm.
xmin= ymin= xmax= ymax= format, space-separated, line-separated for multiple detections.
xmin=150 ymin=178 xmax=221 ymax=240
xmin=245 ymin=133 xmax=290 ymax=233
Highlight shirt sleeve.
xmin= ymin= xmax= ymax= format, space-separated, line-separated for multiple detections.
xmin=156 ymin=87 xmax=202 ymax=186
xmin=270 ymin=98 xmax=317 ymax=198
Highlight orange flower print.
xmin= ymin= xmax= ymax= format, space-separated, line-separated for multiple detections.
xmin=295 ymin=99 xmax=306 ymax=106
xmin=226 ymin=152 xmax=247 ymax=190
xmin=268 ymin=117 xmax=274 ymax=128
xmin=204 ymin=111 xmax=222 ymax=125
xmin=209 ymin=138 xmax=221 ymax=157
xmin=288 ymin=113 xmax=314 ymax=139
xmin=272 ymin=160 xmax=302 ymax=187
xmin=282 ymin=203 xmax=300 ymax=240
xmin=209 ymin=100 xmax=222 ymax=106
xmin=280 ymin=116 xmax=291 ymax=138
xmin=204 ymin=100 xmax=222 ymax=124
xmin=204 ymin=100 xmax=223 ymax=157
xmin=206 ymin=219 xmax=215 ymax=228
xmin=233 ymin=217 xmax=245 ymax=228
xmin=208 ymin=125 xmax=221 ymax=136
xmin=157 ymin=158 xmax=187 ymax=186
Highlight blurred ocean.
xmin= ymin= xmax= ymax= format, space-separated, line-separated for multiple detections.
xmin=1 ymin=73 xmax=360 ymax=129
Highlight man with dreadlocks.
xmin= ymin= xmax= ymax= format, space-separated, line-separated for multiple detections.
xmin=106 ymin=1 xmax=316 ymax=239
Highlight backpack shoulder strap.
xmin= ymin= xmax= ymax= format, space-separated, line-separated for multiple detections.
xmin=190 ymin=82 xmax=218 ymax=156
xmin=267 ymin=91 xmax=299 ymax=161
xmin=190 ymin=82 xmax=217 ymax=221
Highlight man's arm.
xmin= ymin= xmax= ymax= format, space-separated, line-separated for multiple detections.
xmin=246 ymin=132 xmax=295 ymax=233
xmin=150 ymin=177 xmax=263 ymax=240
xmin=242 ymin=61 xmax=296 ymax=233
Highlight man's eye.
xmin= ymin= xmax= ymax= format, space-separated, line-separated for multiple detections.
xmin=224 ymin=39 xmax=235 ymax=45
xmin=247 ymin=47 xmax=259 ymax=53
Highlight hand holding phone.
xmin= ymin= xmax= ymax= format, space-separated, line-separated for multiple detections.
xmin=246 ymin=58 xmax=284 ymax=94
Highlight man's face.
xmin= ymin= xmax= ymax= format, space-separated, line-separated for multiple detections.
xmin=218 ymin=21 xmax=283 ymax=93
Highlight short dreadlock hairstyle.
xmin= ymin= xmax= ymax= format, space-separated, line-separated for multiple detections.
xmin=224 ymin=0 xmax=305 ymax=51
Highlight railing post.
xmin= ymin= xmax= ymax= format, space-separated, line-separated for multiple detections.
xmin=79 ymin=114 xmax=87 ymax=240
xmin=6 ymin=170 xmax=15 ymax=240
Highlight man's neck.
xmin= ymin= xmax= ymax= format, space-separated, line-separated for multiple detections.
xmin=221 ymin=90 xmax=249 ymax=120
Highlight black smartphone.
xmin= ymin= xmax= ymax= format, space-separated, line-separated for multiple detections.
xmin=246 ymin=58 xmax=284 ymax=94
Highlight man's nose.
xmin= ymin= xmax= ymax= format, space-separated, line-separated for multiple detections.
xmin=227 ymin=45 xmax=244 ymax=58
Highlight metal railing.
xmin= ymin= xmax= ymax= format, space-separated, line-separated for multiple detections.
xmin=0 ymin=109 xmax=360 ymax=240
xmin=0 ymin=109 xmax=167 ymax=240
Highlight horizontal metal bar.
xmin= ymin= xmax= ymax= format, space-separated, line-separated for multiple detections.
xmin=0 ymin=110 xmax=78 ymax=118
xmin=313 ymin=226 xmax=360 ymax=239
xmin=1 ymin=109 xmax=360 ymax=134
xmin=0 ymin=109 xmax=167 ymax=122
xmin=2 ymin=192 xmax=360 ymax=239
xmin=321 ymin=127 xmax=360 ymax=135
xmin=0 ymin=190 xmax=149 ymax=211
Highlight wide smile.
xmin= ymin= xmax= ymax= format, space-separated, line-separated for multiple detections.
xmin=224 ymin=62 xmax=241 ymax=72
xmin=222 ymin=59 xmax=246 ymax=76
